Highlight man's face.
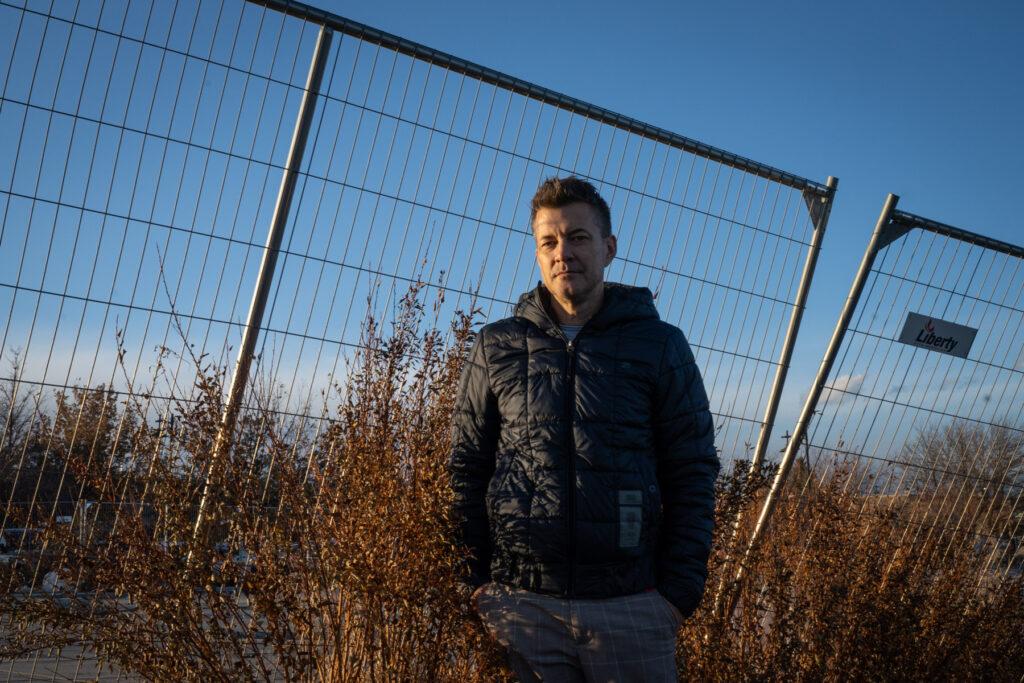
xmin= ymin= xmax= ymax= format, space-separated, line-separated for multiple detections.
xmin=533 ymin=203 xmax=616 ymax=308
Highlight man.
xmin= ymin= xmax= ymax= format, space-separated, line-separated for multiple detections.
xmin=449 ymin=176 xmax=719 ymax=682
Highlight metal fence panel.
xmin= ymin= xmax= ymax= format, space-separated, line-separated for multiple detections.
xmin=734 ymin=195 xmax=1024 ymax=618
xmin=0 ymin=0 xmax=834 ymax=677
xmin=0 ymin=0 xmax=835 ymax=476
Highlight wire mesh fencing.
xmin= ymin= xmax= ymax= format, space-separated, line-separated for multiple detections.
xmin=0 ymin=0 xmax=835 ymax=523
xmin=0 ymin=0 xmax=835 ymax=678
xmin=731 ymin=195 xmax=1024 ymax=623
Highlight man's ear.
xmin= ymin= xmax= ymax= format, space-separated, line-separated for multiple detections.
xmin=604 ymin=234 xmax=617 ymax=266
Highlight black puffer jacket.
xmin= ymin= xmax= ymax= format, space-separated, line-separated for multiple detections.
xmin=449 ymin=282 xmax=719 ymax=617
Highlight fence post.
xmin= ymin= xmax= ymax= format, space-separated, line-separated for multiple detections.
xmin=711 ymin=176 xmax=838 ymax=614
xmin=722 ymin=192 xmax=901 ymax=617
xmin=190 ymin=23 xmax=334 ymax=550
xmin=749 ymin=175 xmax=838 ymax=471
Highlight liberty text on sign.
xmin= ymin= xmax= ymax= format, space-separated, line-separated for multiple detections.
xmin=897 ymin=312 xmax=977 ymax=359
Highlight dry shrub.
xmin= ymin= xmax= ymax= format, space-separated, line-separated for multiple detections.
xmin=1 ymin=282 xmax=1021 ymax=681
xmin=681 ymin=460 xmax=1024 ymax=681
xmin=0 ymin=283 xmax=510 ymax=681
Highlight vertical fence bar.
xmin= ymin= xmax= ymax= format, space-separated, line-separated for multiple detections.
xmin=190 ymin=23 xmax=334 ymax=547
xmin=710 ymin=176 xmax=837 ymax=612
xmin=723 ymin=192 xmax=901 ymax=616
xmin=749 ymin=175 xmax=838 ymax=470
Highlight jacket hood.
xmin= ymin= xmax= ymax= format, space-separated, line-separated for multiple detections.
xmin=514 ymin=281 xmax=660 ymax=335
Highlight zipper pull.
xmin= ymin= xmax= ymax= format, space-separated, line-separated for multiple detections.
xmin=567 ymin=340 xmax=575 ymax=352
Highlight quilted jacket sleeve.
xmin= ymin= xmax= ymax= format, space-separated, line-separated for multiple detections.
xmin=448 ymin=330 xmax=500 ymax=588
xmin=653 ymin=328 xmax=720 ymax=618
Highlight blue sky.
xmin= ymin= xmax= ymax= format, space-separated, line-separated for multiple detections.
xmin=1 ymin=0 xmax=1021 ymax=466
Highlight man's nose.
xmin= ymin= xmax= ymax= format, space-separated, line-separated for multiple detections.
xmin=553 ymin=239 xmax=574 ymax=262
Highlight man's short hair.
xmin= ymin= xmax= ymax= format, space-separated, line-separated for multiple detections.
xmin=530 ymin=176 xmax=612 ymax=238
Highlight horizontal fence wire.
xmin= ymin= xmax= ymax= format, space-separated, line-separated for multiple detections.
xmin=778 ymin=210 xmax=1024 ymax=604
xmin=0 ymin=0 xmax=828 ymax=678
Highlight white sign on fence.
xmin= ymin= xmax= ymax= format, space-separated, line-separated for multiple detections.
xmin=897 ymin=312 xmax=977 ymax=359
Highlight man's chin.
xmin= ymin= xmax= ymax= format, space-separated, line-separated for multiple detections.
xmin=549 ymin=282 xmax=588 ymax=303
xmin=548 ymin=281 xmax=575 ymax=298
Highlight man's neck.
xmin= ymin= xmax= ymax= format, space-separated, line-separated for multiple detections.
xmin=548 ymin=287 xmax=605 ymax=326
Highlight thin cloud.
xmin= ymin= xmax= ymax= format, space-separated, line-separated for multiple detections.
xmin=821 ymin=373 xmax=865 ymax=405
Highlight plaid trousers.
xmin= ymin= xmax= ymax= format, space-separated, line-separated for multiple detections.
xmin=475 ymin=582 xmax=682 ymax=682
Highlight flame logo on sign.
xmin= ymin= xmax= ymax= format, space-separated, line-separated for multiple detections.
xmin=926 ymin=319 xmax=935 ymax=333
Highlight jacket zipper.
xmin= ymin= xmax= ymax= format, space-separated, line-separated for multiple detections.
xmin=565 ymin=336 xmax=577 ymax=596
